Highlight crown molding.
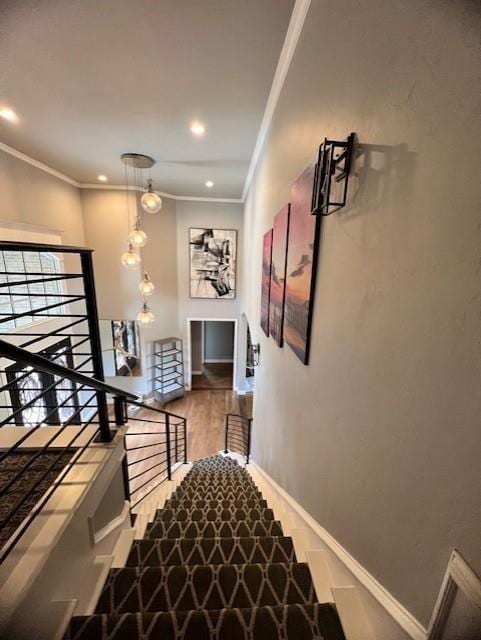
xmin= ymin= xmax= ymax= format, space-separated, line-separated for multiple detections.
xmin=1 ymin=0 xmax=311 ymax=209
xmin=0 ymin=143 xmax=243 ymax=203
xmin=0 ymin=141 xmax=80 ymax=186
xmin=79 ymin=183 xmax=243 ymax=203
xmin=241 ymin=0 xmax=311 ymax=201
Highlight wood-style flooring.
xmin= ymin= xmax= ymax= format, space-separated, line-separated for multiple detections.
xmin=191 ymin=363 xmax=233 ymax=390
xmin=164 ymin=389 xmax=252 ymax=460
xmin=124 ymin=390 xmax=253 ymax=501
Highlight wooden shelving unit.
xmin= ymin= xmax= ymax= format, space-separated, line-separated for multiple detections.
xmin=153 ymin=337 xmax=185 ymax=404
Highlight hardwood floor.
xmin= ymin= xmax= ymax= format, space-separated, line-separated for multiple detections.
xmin=191 ymin=363 xmax=233 ymax=390
xmin=164 ymin=389 xmax=252 ymax=460
xmin=123 ymin=390 xmax=253 ymax=504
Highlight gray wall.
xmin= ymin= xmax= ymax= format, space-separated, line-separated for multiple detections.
xmin=81 ymin=189 xmax=179 ymax=395
xmin=175 ymin=200 xmax=244 ymax=388
xmin=242 ymin=0 xmax=481 ymax=627
xmin=190 ymin=320 xmax=203 ymax=373
xmin=204 ymin=320 xmax=234 ymax=361
xmin=0 ymin=150 xmax=84 ymax=244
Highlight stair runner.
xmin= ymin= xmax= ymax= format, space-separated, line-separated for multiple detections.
xmin=66 ymin=455 xmax=346 ymax=639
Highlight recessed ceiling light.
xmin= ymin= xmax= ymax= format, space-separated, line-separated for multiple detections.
xmin=205 ymin=180 xmax=214 ymax=188
xmin=190 ymin=120 xmax=206 ymax=136
xmin=97 ymin=174 xmax=108 ymax=182
xmin=0 ymin=106 xmax=19 ymax=123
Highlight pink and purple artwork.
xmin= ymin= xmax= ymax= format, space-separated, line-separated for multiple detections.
xmin=284 ymin=163 xmax=321 ymax=364
xmin=269 ymin=204 xmax=290 ymax=347
xmin=260 ymin=229 xmax=273 ymax=336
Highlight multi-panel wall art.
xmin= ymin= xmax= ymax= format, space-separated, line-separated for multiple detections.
xmin=260 ymin=229 xmax=273 ymax=336
xmin=269 ymin=204 xmax=290 ymax=347
xmin=259 ymin=133 xmax=354 ymax=364
xmin=189 ymin=228 xmax=237 ymax=299
xmin=284 ymin=163 xmax=320 ymax=365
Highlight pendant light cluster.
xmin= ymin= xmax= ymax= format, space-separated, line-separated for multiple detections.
xmin=120 ymin=153 xmax=162 ymax=326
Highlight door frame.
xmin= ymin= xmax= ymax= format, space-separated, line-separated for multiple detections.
xmin=186 ymin=317 xmax=238 ymax=391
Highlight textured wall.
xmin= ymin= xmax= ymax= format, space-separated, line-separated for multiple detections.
xmin=242 ymin=0 xmax=481 ymax=626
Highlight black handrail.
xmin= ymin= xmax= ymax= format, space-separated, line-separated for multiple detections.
xmin=0 ymin=339 xmax=138 ymax=400
xmin=224 ymin=413 xmax=252 ymax=463
xmin=0 ymin=240 xmax=189 ymax=563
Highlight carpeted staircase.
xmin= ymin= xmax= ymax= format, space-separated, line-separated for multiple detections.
xmin=66 ymin=455 xmax=346 ymax=639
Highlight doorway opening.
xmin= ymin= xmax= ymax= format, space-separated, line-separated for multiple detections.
xmin=188 ymin=319 xmax=236 ymax=390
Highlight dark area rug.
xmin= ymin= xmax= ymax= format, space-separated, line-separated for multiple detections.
xmin=0 ymin=449 xmax=75 ymax=549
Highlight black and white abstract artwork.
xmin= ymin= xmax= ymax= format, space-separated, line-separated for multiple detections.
xmin=189 ymin=228 xmax=237 ymax=299
xmin=111 ymin=320 xmax=141 ymax=376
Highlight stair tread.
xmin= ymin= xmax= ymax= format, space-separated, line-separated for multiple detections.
xmin=147 ymin=518 xmax=284 ymax=539
xmin=68 ymin=604 xmax=346 ymax=640
xmin=127 ymin=536 xmax=296 ymax=567
xmin=153 ymin=506 xmax=275 ymax=522
xmin=164 ymin=498 xmax=268 ymax=509
xmin=95 ymin=563 xmax=317 ymax=614
xmin=172 ymin=487 xmax=263 ymax=499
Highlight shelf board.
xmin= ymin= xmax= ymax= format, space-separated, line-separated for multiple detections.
xmin=157 ymin=348 xmax=182 ymax=357
xmin=163 ymin=382 xmax=183 ymax=394
xmin=155 ymin=360 xmax=183 ymax=369
xmin=156 ymin=372 xmax=184 ymax=383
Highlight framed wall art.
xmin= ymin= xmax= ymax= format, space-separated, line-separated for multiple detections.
xmin=189 ymin=228 xmax=237 ymax=299
xmin=284 ymin=163 xmax=321 ymax=365
xmin=269 ymin=204 xmax=290 ymax=347
xmin=260 ymin=229 xmax=273 ymax=336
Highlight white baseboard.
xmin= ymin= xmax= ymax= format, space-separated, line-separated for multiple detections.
xmin=204 ymin=358 xmax=233 ymax=363
xmin=250 ymin=460 xmax=427 ymax=640
xmin=191 ymin=370 xmax=203 ymax=375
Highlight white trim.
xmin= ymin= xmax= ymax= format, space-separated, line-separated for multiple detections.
xmin=427 ymin=549 xmax=481 ymax=639
xmin=250 ymin=460 xmax=427 ymax=640
xmin=0 ymin=218 xmax=64 ymax=238
xmin=241 ymin=0 xmax=312 ymax=200
xmin=204 ymin=358 xmax=234 ymax=364
xmin=89 ymin=500 xmax=131 ymax=545
xmin=80 ymin=183 xmax=243 ymax=203
xmin=0 ymin=142 xmax=242 ymax=202
xmin=191 ymin=370 xmax=203 ymax=375
xmin=0 ymin=142 xmax=80 ymax=186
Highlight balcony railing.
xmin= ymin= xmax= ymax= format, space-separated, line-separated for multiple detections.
xmin=224 ymin=413 xmax=252 ymax=463
xmin=0 ymin=241 xmax=188 ymax=562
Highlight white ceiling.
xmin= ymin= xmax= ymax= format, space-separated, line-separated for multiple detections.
xmin=0 ymin=0 xmax=294 ymax=199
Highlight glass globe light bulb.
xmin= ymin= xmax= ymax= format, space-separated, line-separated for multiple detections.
xmin=141 ymin=181 xmax=162 ymax=214
xmin=137 ymin=303 xmax=155 ymax=325
xmin=129 ymin=226 xmax=147 ymax=248
xmin=121 ymin=243 xmax=141 ymax=269
xmin=139 ymin=273 xmax=155 ymax=296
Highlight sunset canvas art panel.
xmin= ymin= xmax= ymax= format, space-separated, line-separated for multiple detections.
xmin=260 ymin=229 xmax=273 ymax=336
xmin=284 ymin=163 xmax=321 ymax=364
xmin=269 ymin=204 xmax=290 ymax=347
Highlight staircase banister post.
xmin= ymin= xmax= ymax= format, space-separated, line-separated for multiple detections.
xmin=165 ymin=413 xmax=172 ymax=480
xmin=224 ymin=414 xmax=229 ymax=454
xmin=183 ymin=418 xmax=188 ymax=463
xmin=80 ymin=250 xmax=111 ymax=442
xmin=246 ymin=417 xmax=252 ymax=464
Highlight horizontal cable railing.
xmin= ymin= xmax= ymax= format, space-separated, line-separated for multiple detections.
xmin=224 ymin=413 xmax=252 ymax=463
xmin=0 ymin=241 xmax=188 ymax=562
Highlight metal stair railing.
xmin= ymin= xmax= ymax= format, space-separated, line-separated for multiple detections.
xmin=0 ymin=240 xmax=189 ymax=562
xmin=224 ymin=413 xmax=252 ymax=463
